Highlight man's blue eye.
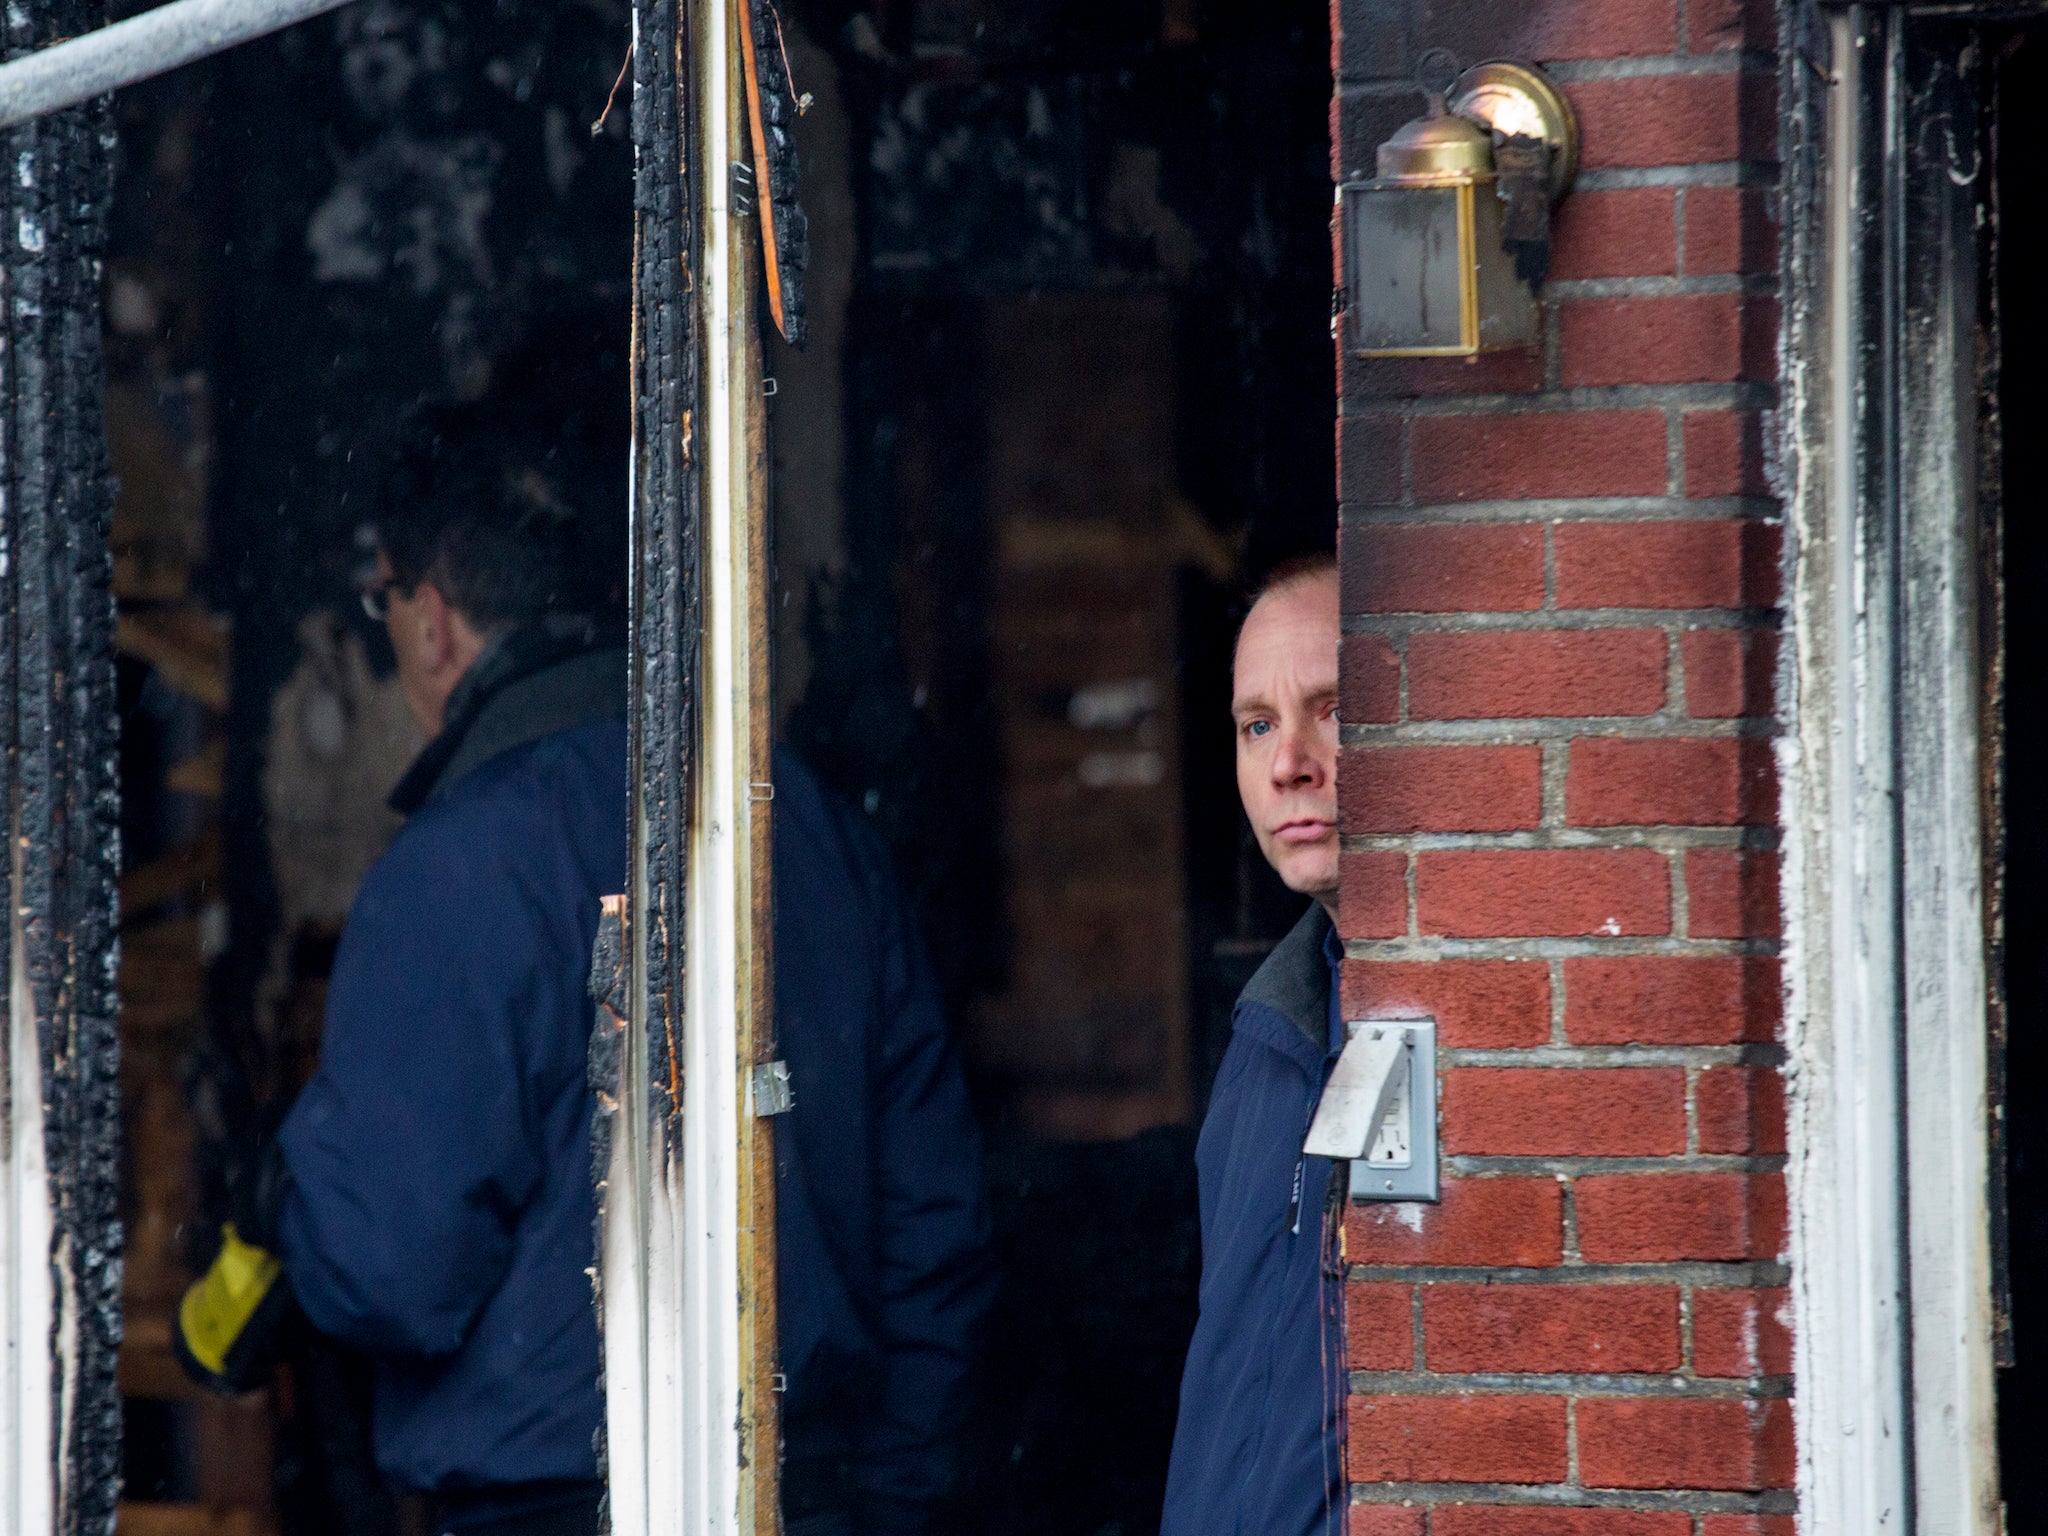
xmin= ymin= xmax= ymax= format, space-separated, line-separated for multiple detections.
xmin=1245 ymin=720 xmax=1272 ymax=738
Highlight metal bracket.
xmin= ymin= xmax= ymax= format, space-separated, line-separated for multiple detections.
xmin=749 ymin=1060 xmax=793 ymax=1117
xmin=1448 ymin=60 xmax=1580 ymax=201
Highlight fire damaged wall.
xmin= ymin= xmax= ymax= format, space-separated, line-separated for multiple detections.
xmin=97 ymin=2 xmax=638 ymax=1530
xmin=102 ymin=7 xmax=634 ymax=1082
xmin=185 ymin=0 xmax=637 ymax=1052
xmin=45 ymin=0 xmax=1337 ymax=1530
xmin=0 ymin=3 xmax=125 ymax=1532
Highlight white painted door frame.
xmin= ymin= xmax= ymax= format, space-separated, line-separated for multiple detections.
xmin=1782 ymin=8 xmax=2001 ymax=1532
xmin=604 ymin=0 xmax=777 ymax=1530
xmin=2 ymin=925 xmax=57 ymax=1536
xmin=0 ymin=0 xmax=783 ymax=1529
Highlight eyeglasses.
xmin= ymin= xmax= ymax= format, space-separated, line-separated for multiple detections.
xmin=360 ymin=579 xmax=400 ymax=623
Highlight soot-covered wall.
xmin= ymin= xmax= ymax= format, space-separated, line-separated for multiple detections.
xmin=103 ymin=6 xmax=635 ymax=1529
xmin=106 ymin=0 xmax=637 ymax=1079
xmin=105 ymin=2 xmax=1337 ymax=1531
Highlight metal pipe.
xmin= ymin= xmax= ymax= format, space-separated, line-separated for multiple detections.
xmin=0 ymin=0 xmax=357 ymax=131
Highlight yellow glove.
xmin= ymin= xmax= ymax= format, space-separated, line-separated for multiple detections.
xmin=174 ymin=1222 xmax=287 ymax=1394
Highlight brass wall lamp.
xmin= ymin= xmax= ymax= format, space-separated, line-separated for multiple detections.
xmin=1344 ymin=53 xmax=1579 ymax=358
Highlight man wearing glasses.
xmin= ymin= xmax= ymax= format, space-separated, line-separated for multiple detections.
xmin=180 ymin=392 xmax=994 ymax=1536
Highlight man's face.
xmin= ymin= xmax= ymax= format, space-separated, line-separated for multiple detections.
xmin=373 ymin=549 xmax=482 ymax=738
xmin=372 ymin=551 xmax=433 ymax=733
xmin=1232 ymin=570 xmax=1341 ymax=912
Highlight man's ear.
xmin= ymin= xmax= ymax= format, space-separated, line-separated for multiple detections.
xmin=412 ymin=582 xmax=455 ymax=670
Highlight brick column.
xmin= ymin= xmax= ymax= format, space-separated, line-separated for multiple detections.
xmin=1332 ymin=0 xmax=1791 ymax=1530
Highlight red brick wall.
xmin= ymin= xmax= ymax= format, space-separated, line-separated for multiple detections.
xmin=1331 ymin=0 xmax=1790 ymax=1526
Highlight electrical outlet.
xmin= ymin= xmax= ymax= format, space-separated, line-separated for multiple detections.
xmin=1347 ymin=1018 xmax=1438 ymax=1204
xmin=1365 ymin=1051 xmax=1411 ymax=1169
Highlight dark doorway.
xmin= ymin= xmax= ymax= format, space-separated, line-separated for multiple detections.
xmin=765 ymin=1 xmax=1333 ymax=1529
xmin=1997 ymin=18 xmax=2048 ymax=1525
xmin=98 ymin=0 xmax=1335 ymax=1532
xmin=103 ymin=4 xmax=634 ymax=1531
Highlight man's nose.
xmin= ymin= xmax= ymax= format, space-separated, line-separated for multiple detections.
xmin=1271 ymin=722 xmax=1324 ymax=785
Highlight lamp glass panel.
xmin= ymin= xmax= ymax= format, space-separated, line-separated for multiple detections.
xmin=1345 ymin=183 xmax=1468 ymax=353
xmin=1473 ymin=186 xmax=1541 ymax=348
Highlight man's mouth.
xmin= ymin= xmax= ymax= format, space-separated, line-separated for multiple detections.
xmin=1272 ymin=818 xmax=1335 ymax=845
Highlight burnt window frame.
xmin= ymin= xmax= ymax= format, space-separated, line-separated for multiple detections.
xmin=0 ymin=1 xmax=124 ymax=1528
xmin=0 ymin=0 xmax=785 ymax=1528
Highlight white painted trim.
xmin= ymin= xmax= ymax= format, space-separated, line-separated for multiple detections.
xmin=604 ymin=2 xmax=763 ymax=1532
xmin=1897 ymin=369 xmax=2001 ymax=1536
xmin=1782 ymin=13 xmax=1913 ymax=1532
xmin=2 ymin=871 xmax=55 ymax=1536
xmin=1892 ymin=26 xmax=1999 ymax=1522
xmin=678 ymin=0 xmax=758 ymax=1524
xmin=1784 ymin=11 xmax=2001 ymax=1532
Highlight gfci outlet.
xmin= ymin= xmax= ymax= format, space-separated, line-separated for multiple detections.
xmin=1301 ymin=1016 xmax=1440 ymax=1203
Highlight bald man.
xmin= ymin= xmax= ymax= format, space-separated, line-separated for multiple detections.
xmin=1161 ymin=554 xmax=1346 ymax=1536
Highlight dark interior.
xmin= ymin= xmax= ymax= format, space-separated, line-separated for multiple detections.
xmin=103 ymin=1 xmax=1333 ymax=1533
xmin=1998 ymin=20 xmax=2046 ymax=1524
xmin=106 ymin=4 xmax=637 ymax=1530
xmin=765 ymin=8 xmax=1333 ymax=1528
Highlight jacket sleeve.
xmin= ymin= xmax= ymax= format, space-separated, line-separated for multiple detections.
xmin=850 ymin=852 xmax=999 ymax=1528
xmin=277 ymin=815 xmax=547 ymax=1358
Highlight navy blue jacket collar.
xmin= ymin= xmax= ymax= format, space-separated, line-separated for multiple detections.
xmin=389 ymin=619 xmax=624 ymax=813
xmin=1233 ymin=903 xmax=1336 ymax=1077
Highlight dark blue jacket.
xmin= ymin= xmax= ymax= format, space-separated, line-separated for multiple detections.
xmin=279 ymin=641 xmax=993 ymax=1525
xmin=278 ymin=645 xmax=628 ymax=1496
xmin=1160 ymin=905 xmax=1347 ymax=1536
xmin=770 ymin=751 xmax=997 ymax=1532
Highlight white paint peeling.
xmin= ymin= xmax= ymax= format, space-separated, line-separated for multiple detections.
xmin=1779 ymin=19 xmax=1913 ymax=1536
xmin=3 ymin=854 xmax=56 ymax=1536
xmin=15 ymin=218 xmax=43 ymax=255
xmin=305 ymin=132 xmax=499 ymax=293
xmin=1781 ymin=11 xmax=1999 ymax=1531
xmin=304 ymin=180 xmax=383 ymax=282
xmin=52 ymin=1232 xmax=77 ymax=1534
